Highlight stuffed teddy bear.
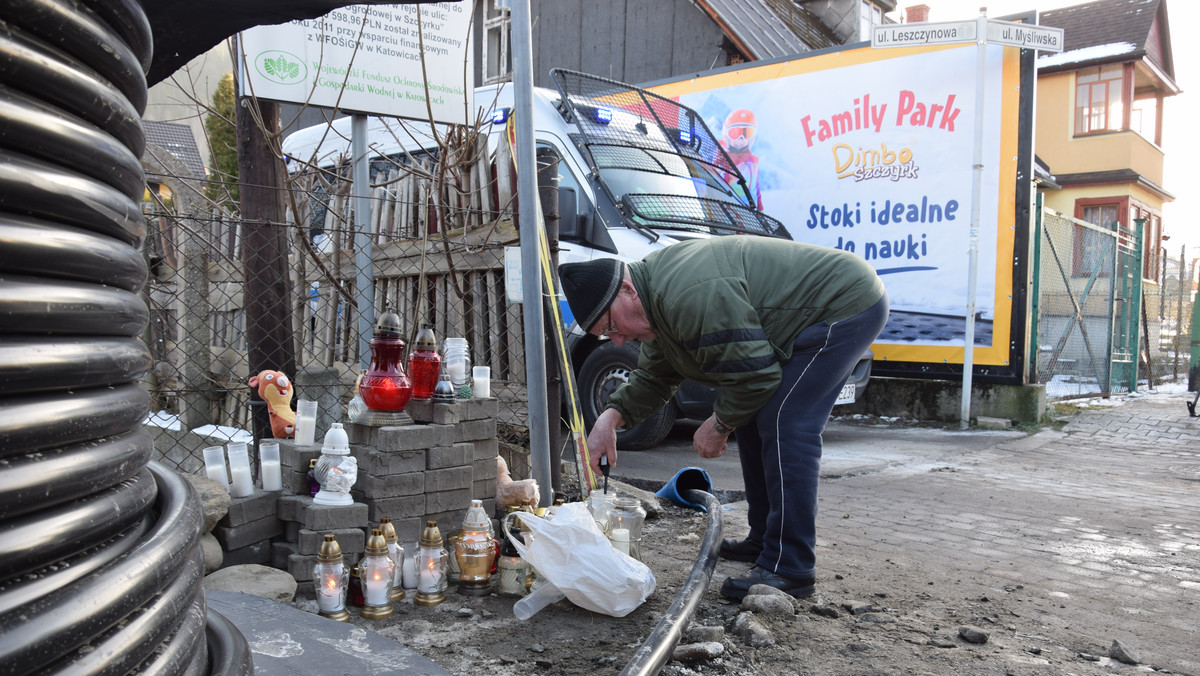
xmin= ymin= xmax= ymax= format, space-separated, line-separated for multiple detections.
xmin=249 ymin=369 xmax=297 ymax=438
xmin=496 ymin=455 xmax=539 ymax=509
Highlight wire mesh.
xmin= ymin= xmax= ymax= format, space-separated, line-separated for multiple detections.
xmin=1035 ymin=207 xmax=1195 ymax=398
xmin=141 ymin=122 xmax=531 ymax=475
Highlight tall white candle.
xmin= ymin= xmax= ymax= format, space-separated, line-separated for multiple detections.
xmin=418 ymin=560 xmax=439 ymax=593
xmin=202 ymin=446 xmax=229 ymax=488
xmin=294 ymin=400 xmax=317 ymax=445
xmin=229 ymin=463 xmax=253 ymax=497
xmin=259 ymin=441 xmax=282 ymax=491
xmin=316 ymin=575 xmax=342 ymax=613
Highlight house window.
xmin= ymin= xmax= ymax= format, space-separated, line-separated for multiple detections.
xmin=859 ymin=1 xmax=882 ymax=41
xmin=1130 ymin=93 xmax=1159 ymax=144
xmin=1075 ymin=64 xmax=1126 ymax=134
xmin=1073 ymin=202 xmax=1120 ymax=277
xmin=483 ymin=0 xmax=511 ymax=85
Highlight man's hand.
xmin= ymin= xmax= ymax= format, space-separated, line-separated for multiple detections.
xmin=694 ymin=416 xmax=730 ymax=458
xmin=586 ymin=408 xmax=625 ymax=480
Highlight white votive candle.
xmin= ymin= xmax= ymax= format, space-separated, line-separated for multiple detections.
xmin=364 ymin=571 xmax=390 ymax=606
xmin=402 ymin=549 xmax=418 ymax=589
xmin=418 ymin=563 xmax=439 ymax=594
xmin=227 ymin=443 xmax=254 ymax=498
xmin=610 ymin=528 xmax=631 ymax=556
xmin=316 ymin=575 xmax=342 ymax=613
xmin=294 ymin=399 xmax=317 ymax=446
xmin=472 ymin=365 xmax=491 ymax=398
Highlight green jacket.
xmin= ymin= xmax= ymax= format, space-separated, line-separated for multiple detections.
xmin=606 ymin=236 xmax=885 ymax=429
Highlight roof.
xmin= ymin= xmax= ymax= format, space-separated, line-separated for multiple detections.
xmin=1036 ymin=0 xmax=1175 ymax=86
xmin=143 ymin=120 xmax=207 ymax=180
xmin=696 ymin=0 xmax=823 ymax=59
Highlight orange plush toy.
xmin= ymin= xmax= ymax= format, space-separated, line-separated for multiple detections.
xmin=249 ymin=370 xmax=297 ymax=438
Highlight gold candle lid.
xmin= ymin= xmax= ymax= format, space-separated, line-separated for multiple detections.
xmin=379 ymin=517 xmax=398 ymax=544
xmin=365 ymin=528 xmax=389 ymax=556
xmin=419 ymin=520 xmax=443 ymax=548
xmin=317 ymin=534 xmax=343 ymax=563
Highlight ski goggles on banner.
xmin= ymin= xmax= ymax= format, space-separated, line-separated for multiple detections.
xmin=726 ymin=126 xmax=755 ymax=141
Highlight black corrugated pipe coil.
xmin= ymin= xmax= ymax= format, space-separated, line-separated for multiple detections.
xmin=0 ymin=0 xmax=252 ymax=672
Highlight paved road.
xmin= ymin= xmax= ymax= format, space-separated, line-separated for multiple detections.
xmin=601 ymin=391 xmax=1200 ymax=673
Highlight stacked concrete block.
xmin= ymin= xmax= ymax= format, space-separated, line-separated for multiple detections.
xmin=278 ymin=438 xmax=322 ymax=497
xmin=214 ymin=488 xmax=283 ymax=567
xmin=276 ymin=494 xmax=369 ymax=598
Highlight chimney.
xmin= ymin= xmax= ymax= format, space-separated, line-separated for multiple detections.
xmin=905 ymin=4 xmax=930 ymax=23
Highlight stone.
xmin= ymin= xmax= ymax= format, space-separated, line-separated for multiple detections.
xmin=683 ymin=625 xmax=724 ymax=643
xmin=741 ymin=594 xmax=795 ymax=616
xmin=748 ymin=584 xmax=793 ymax=599
xmin=200 ymin=533 xmax=223 ymax=574
xmin=958 ymin=625 xmax=989 ymax=644
xmin=671 ymin=641 xmax=724 ymax=662
xmin=856 ymin=612 xmax=895 ymax=623
xmin=974 ymin=416 xmax=1013 ymax=429
xmin=185 ymin=474 xmax=230 ymax=533
xmin=1109 ymin=639 xmax=1140 ymax=665
xmin=607 ymin=479 xmax=664 ymax=519
xmin=222 ymin=540 xmax=273 ymax=567
xmin=810 ymin=604 xmax=841 ymax=619
xmin=203 ymin=564 xmax=297 ymax=603
xmin=734 ymin=612 xmax=775 ymax=647
xmin=843 ymin=601 xmax=875 ymax=615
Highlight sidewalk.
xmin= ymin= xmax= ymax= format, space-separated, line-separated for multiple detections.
xmin=767 ymin=389 xmax=1200 ymax=674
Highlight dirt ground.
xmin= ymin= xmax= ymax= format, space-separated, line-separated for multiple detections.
xmin=317 ymin=489 xmax=1165 ymax=675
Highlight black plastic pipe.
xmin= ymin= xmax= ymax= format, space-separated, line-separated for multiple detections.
xmin=205 ymin=608 xmax=256 ymax=676
xmin=620 ymin=488 xmax=722 ymax=676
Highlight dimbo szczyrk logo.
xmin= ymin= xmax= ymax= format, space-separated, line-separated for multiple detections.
xmin=254 ymin=50 xmax=307 ymax=85
xmin=833 ymin=142 xmax=919 ymax=183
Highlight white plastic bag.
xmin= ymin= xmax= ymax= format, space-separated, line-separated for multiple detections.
xmin=504 ymin=502 xmax=656 ymax=618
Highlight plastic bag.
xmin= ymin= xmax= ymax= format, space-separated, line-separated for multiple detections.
xmin=504 ymin=502 xmax=656 ymax=618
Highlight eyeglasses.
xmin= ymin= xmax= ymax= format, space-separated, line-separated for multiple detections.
xmin=601 ymin=311 xmax=619 ymax=337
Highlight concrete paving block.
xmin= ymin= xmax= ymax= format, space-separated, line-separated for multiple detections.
xmin=472 ymin=480 xmax=497 ymax=504
xmin=461 ymin=398 xmax=497 ymax=421
xmin=297 ymin=527 xmax=366 ymax=556
xmin=271 ymin=541 xmax=297 ymax=569
xmin=287 ymin=553 xmax=319 ymax=581
xmin=427 ymin=443 xmax=472 ymax=470
xmin=424 ymin=466 xmax=472 ymax=493
xmin=277 ymin=494 xmax=312 ymax=523
xmin=280 ymin=443 xmax=321 ymax=471
xmin=215 ymin=515 xmax=284 ymax=551
xmin=222 ymin=489 xmax=280 ymax=526
xmin=358 ymin=471 xmax=425 ymax=499
xmin=426 ymin=489 xmax=473 ymax=515
xmin=472 ymin=437 xmax=500 ymax=461
xmin=355 ymin=447 xmax=426 ymax=476
xmin=453 ymin=419 xmax=496 ymax=443
xmin=282 ymin=521 xmax=300 ymax=543
xmin=220 ymin=540 xmax=273 ymax=567
xmin=303 ymin=502 xmax=368 ymax=531
xmin=376 ymin=424 xmax=453 ymax=451
xmin=367 ymin=495 xmax=425 ymax=522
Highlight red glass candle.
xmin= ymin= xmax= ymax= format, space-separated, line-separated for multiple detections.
xmin=360 ymin=311 xmax=413 ymax=412
xmin=408 ymin=325 xmax=441 ymax=400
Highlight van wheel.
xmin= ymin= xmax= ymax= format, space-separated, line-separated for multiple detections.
xmin=578 ymin=342 xmax=677 ymax=450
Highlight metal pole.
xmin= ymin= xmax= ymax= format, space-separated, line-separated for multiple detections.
xmin=511 ymin=0 xmax=552 ymax=506
xmin=960 ymin=7 xmax=988 ymax=429
xmin=352 ymin=114 xmax=374 ymax=369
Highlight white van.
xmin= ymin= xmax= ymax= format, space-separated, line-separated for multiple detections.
xmin=283 ymin=69 xmax=870 ymax=449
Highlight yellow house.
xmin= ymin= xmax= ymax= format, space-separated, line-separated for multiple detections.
xmin=1035 ymin=0 xmax=1178 ymax=284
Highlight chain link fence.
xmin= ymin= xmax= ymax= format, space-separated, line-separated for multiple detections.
xmin=140 ymin=119 xmax=535 ymax=476
xmin=1035 ymin=206 xmax=1195 ymax=399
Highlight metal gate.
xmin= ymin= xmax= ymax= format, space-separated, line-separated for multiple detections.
xmin=1031 ymin=194 xmax=1143 ymax=397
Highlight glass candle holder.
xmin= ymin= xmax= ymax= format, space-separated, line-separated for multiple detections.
xmin=313 ymin=534 xmax=349 ymax=621
xmin=360 ymin=529 xmax=396 ymax=619
xmin=497 ymin=523 xmax=527 ymax=598
xmin=455 ymin=500 xmax=494 ymax=596
xmin=202 ymin=445 xmax=229 ymax=489
xmin=606 ymin=495 xmax=647 ymax=561
xmin=414 ymin=521 xmax=447 ymax=606
xmin=442 ymin=337 xmax=472 ymax=399
xmin=226 ymin=442 xmax=254 ymax=498
xmin=378 ymin=517 xmax=406 ymax=601
xmin=360 ymin=311 xmax=413 ymax=412
xmin=586 ymin=491 xmax=615 ymax=534
xmin=294 ymin=399 xmax=318 ymax=446
xmin=259 ymin=440 xmax=282 ymax=491
xmin=312 ymin=423 xmax=357 ymax=506
xmin=472 ymin=365 xmax=491 ymax=398
xmin=408 ymin=325 xmax=441 ymax=400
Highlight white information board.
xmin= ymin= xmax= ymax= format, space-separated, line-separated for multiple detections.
xmin=238 ymin=2 xmax=472 ymax=123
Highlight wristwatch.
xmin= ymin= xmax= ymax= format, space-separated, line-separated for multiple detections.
xmin=712 ymin=417 xmax=735 ymax=436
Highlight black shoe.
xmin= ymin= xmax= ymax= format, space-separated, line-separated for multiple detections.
xmin=718 ymin=538 xmax=763 ymax=562
xmin=720 ymin=565 xmax=815 ymax=601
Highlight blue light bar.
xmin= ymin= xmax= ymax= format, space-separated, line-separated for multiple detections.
xmin=678 ymin=129 xmax=692 ymax=144
xmin=491 ymin=108 xmax=510 ymax=124
xmin=594 ymin=107 xmax=613 ymax=124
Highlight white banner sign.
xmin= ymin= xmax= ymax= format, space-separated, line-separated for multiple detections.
xmin=238 ymin=2 xmax=472 ymax=123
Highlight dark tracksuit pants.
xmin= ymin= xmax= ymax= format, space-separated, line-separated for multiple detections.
xmin=733 ymin=294 xmax=889 ymax=580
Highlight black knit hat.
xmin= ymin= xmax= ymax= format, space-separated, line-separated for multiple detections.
xmin=559 ymin=259 xmax=625 ymax=332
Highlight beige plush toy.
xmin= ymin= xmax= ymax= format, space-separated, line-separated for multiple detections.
xmin=248 ymin=369 xmax=297 ymax=438
xmin=495 ymin=455 xmax=539 ymax=509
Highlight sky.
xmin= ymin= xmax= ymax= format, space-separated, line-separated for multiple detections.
xmin=889 ymin=0 xmax=1199 ymax=256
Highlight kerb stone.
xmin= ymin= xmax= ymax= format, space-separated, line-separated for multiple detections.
xmin=425 ymin=467 xmax=472 ymax=493
xmin=366 ymin=495 xmax=425 ymax=521
xmin=376 ymin=424 xmax=453 ymax=452
xmin=222 ymin=489 xmax=280 ymax=526
xmin=358 ymin=472 xmax=424 ymax=499
xmin=277 ymin=495 xmax=312 ymax=523
xmin=355 ymin=448 xmax=426 ymax=476
xmin=428 ymin=443 xmax=472 ymax=470
xmin=215 ymin=515 xmax=283 ymax=551
xmin=297 ymin=527 xmax=366 ymax=556
xmin=426 ymin=489 xmax=473 ymax=515
xmin=453 ymin=419 xmax=496 ymax=443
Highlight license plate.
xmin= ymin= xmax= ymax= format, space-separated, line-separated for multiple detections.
xmin=835 ymin=382 xmax=856 ymax=405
